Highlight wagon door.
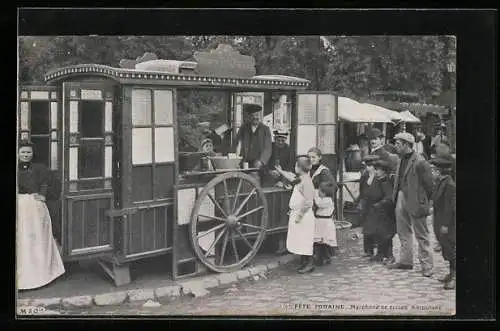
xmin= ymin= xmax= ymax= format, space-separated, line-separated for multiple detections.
xmin=117 ymin=86 xmax=176 ymax=261
xmin=62 ymin=82 xmax=116 ymax=258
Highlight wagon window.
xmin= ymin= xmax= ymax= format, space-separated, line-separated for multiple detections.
xmin=80 ymin=100 xmax=104 ymax=137
xmin=131 ymin=88 xmax=175 ymax=202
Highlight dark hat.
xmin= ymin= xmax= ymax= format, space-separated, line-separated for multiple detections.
xmin=429 ymin=155 xmax=454 ymax=170
xmin=362 ymin=154 xmax=381 ymax=165
xmin=273 ymin=130 xmax=288 ymax=138
xmin=373 ymin=159 xmax=391 ymax=172
xmin=19 ymin=139 xmax=33 ymax=148
xmin=367 ymin=128 xmax=384 ymax=140
xmin=242 ymin=104 xmax=262 ymax=114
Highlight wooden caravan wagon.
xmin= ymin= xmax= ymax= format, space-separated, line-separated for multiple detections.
xmin=19 ymin=45 xmax=375 ymax=287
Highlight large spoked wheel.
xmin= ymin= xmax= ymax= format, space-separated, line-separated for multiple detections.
xmin=189 ymin=171 xmax=269 ymax=273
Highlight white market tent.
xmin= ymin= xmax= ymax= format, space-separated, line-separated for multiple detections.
xmin=399 ymin=110 xmax=421 ymax=123
xmin=338 ymin=97 xmax=392 ymax=123
xmin=365 ymin=103 xmax=403 ymax=122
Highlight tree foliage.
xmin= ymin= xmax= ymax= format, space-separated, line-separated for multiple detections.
xmin=19 ymin=35 xmax=450 ymax=150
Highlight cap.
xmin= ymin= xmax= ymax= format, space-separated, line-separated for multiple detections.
xmin=242 ymin=104 xmax=262 ymax=114
xmin=429 ymin=155 xmax=454 ymax=169
xmin=273 ymin=130 xmax=289 ymax=138
xmin=394 ymin=132 xmax=416 ymax=144
xmin=362 ymin=154 xmax=381 ymax=165
xmin=367 ymin=128 xmax=383 ymax=140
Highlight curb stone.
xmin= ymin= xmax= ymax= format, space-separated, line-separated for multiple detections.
xmin=17 ymin=256 xmax=297 ymax=309
xmin=155 ymin=285 xmax=181 ymax=301
xmin=217 ymin=272 xmax=238 ymax=285
xmin=93 ymin=291 xmax=128 ymax=306
xmin=236 ymin=269 xmax=251 ymax=280
xmin=127 ymin=289 xmax=155 ymax=302
xmin=31 ymin=297 xmax=62 ymax=308
xmin=62 ymin=295 xmax=93 ymax=308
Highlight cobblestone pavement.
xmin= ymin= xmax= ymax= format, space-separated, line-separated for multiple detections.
xmin=59 ymin=221 xmax=455 ymax=317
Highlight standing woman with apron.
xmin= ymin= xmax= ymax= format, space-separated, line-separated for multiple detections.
xmin=17 ymin=140 xmax=65 ymax=290
xmin=275 ymin=156 xmax=316 ymax=273
xmin=307 ymin=147 xmax=338 ymax=265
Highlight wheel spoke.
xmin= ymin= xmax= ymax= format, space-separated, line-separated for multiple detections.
xmin=234 ymin=188 xmax=257 ymax=216
xmin=231 ymin=231 xmax=240 ymax=262
xmin=207 ymin=192 xmax=228 ymax=218
xmin=204 ymin=227 xmax=227 ymax=258
xmin=222 ymin=179 xmax=231 ymax=214
xmin=231 ymin=178 xmax=242 ymax=214
xmin=198 ymin=214 xmax=227 ymax=222
xmin=219 ymin=230 xmax=229 ymax=266
xmin=196 ymin=223 xmax=225 ymax=240
xmin=239 ymin=223 xmax=265 ymax=231
xmin=236 ymin=205 xmax=264 ymax=221
xmin=234 ymin=227 xmax=254 ymax=250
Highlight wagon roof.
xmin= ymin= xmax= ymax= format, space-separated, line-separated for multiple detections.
xmin=44 ymin=64 xmax=311 ymax=90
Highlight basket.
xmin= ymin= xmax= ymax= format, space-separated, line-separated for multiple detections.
xmin=209 ymin=156 xmax=242 ymax=170
xmin=334 ymin=220 xmax=352 ymax=251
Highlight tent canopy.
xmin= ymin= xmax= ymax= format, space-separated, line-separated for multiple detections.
xmin=338 ymin=97 xmax=392 ymax=123
xmin=399 ymin=110 xmax=421 ymax=123
xmin=364 ymin=103 xmax=403 ymax=122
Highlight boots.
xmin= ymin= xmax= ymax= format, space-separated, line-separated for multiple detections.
xmin=298 ymin=256 xmax=315 ymax=273
xmin=438 ymin=273 xmax=452 ymax=283
xmin=444 ymin=268 xmax=456 ymax=290
xmin=294 ymin=256 xmax=307 ymax=270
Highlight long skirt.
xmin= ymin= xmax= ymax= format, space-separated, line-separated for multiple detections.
xmin=286 ymin=209 xmax=315 ymax=256
xmin=314 ymin=217 xmax=338 ymax=247
xmin=17 ymin=194 xmax=65 ymax=290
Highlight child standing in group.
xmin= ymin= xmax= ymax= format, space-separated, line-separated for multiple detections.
xmin=429 ymin=156 xmax=456 ymax=290
xmin=313 ymin=181 xmax=338 ymax=265
xmin=276 ymin=156 xmax=316 ymax=273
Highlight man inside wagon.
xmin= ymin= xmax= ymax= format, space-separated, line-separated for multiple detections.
xmin=235 ymin=104 xmax=273 ymax=182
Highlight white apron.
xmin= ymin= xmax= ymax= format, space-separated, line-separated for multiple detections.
xmin=311 ymin=165 xmax=338 ymax=247
xmin=286 ymin=185 xmax=315 ymax=256
xmin=17 ymin=194 xmax=65 ymax=290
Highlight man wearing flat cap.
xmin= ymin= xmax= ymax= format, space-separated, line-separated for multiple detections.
xmin=388 ymin=132 xmax=435 ymax=277
xmin=429 ymin=155 xmax=456 ymax=289
xmin=268 ymin=130 xmax=294 ymax=186
xmin=235 ymin=104 xmax=272 ymax=179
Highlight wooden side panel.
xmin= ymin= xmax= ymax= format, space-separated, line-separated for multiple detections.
xmin=123 ymin=202 xmax=173 ymax=258
xmin=67 ymin=194 xmax=113 ymax=256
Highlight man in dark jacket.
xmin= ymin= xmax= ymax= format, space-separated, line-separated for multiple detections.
xmin=268 ymin=130 xmax=294 ymax=186
xmin=235 ymin=104 xmax=272 ymax=180
xmin=429 ymin=156 xmax=456 ymax=289
xmin=388 ymin=132 xmax=435 ymax=277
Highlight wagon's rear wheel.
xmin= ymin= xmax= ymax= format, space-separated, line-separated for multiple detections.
xmin=189 ymin=171 xmax=268 ymax=273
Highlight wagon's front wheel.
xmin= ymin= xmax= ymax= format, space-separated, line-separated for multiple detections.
xmin=189 ymin=171 xmax=269 ymax=273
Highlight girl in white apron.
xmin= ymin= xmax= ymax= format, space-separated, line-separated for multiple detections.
xmin=308 ymin=147 xmax=338 ymax=266
xmin=17 ymin=141 xmax=65 ymax=290
xmin=275 ymin=156 xmax=316 ymax=273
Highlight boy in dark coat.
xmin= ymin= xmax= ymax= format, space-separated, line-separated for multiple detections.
xmin=429 ymin=156 xmax=456 ymax=290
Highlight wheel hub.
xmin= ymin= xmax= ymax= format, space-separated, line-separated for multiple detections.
xmin=226 ymin=214 xmax=238 ymax=226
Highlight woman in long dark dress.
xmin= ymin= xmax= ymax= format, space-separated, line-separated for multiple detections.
xmin=307 ymin=147 xmax=338 ymax=266
xmin=17 ymin=140 xmax=65 ymax=290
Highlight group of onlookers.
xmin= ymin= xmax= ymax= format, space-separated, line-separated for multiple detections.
xmin=357 ymin=127 xmax=456 ymax=290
